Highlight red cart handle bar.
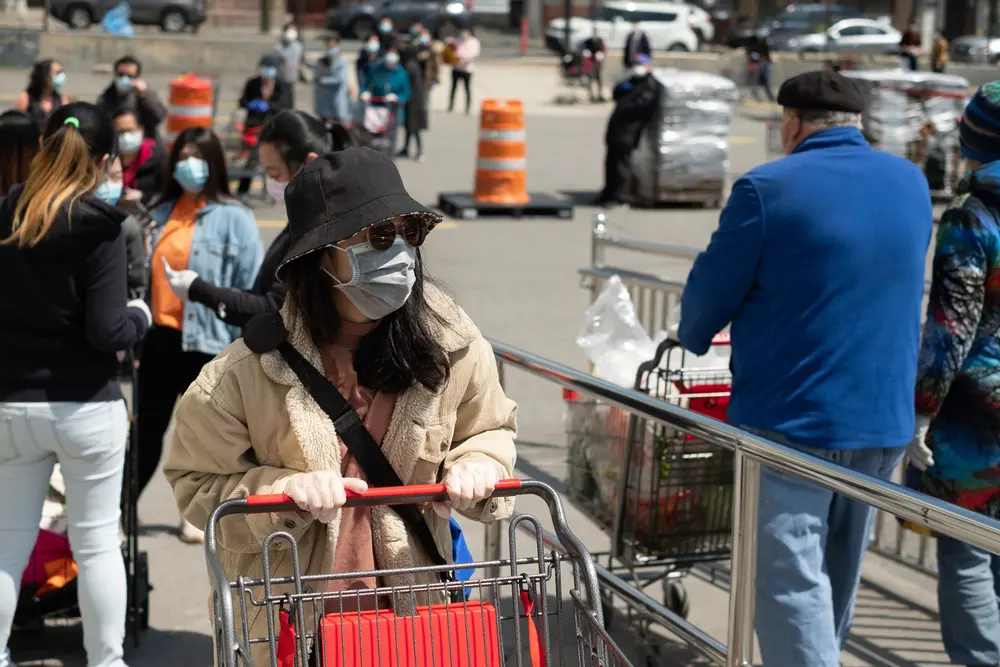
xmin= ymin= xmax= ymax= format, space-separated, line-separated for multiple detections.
xmin=244 ymin=478 xmax=524 ymax=512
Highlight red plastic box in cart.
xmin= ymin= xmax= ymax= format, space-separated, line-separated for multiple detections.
xmin=206 ymin=479 xmax=634 ymax=667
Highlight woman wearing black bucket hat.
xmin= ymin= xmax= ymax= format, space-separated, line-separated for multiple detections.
xmin=163 ymin=147 xmax=517 ymax=661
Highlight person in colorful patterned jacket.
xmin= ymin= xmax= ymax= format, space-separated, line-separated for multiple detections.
xmin=909 ymin=81 xmax=1000 ymax=667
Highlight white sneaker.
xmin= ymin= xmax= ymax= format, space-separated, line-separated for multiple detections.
xmin=179 ymin=519 xmax=204 ymax=544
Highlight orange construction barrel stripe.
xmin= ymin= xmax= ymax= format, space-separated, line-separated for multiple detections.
xmin=166 ymin=73 xmax=214 ymax=141
xmin=474 ymin=99 xmax=529 ymax=205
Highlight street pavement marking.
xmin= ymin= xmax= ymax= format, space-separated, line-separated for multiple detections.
xmin=730 ymin=136 xmax=756 ymax=144
xmin=256 ymin=219 xmax=460 ymax=230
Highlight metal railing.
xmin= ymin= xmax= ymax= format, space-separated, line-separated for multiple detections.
xmin=484 ymin=340 xmax=1000 ymax=667
xmin=581 ymin=213 xmax=938 ymax=576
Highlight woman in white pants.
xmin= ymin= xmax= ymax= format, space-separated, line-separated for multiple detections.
xmin=0 ymin=102 xmax=151 ymax=667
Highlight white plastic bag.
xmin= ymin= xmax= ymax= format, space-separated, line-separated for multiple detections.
xmin=576 ymin=275 xmax=665 ymax=388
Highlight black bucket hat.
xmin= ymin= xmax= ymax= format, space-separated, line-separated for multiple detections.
xmin=276 ymin=146 xmax=441 ymax=281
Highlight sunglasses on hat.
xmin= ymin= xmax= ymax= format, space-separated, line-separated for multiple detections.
xmin=362 ymin=214 xmax=437 ymax=251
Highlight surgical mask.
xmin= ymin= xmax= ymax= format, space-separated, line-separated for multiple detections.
xmin=324 ymin=237 xmax=416 ymax=320
xmin=94 ymin=176 xmax=123 ymax=206
xmin=173 ymin=157 xmax=209 ymax=193
xmin=115 ymin=75 xmax=132 ymax=93
xmin=365 ymin=40 xmax=380 ymax=53
xmin=410 ymin=26 xmax=420 ymax=36
xmin=327 ymin=47 xmax=340 ymax=58
xmin=51 ymin=71 xmax=66 ymax=90
xmin=284 ymin=29 xmax=298 ymax=41
xmin=632 ymin=65 xmax=649 ymax=76
xmin=260 ymin=66 xmax=278 ymax=79
xmin=379 ymin=22 xmax=391 ymax=33
xmin=419 ymin=34 xmax=430 ymax=44
xmin=385 ymin=52 xmax=400 ymax=67
xmin=118 ymin=130 xmax=143 ymax=155
xmin=265 ymin=175 xmax=287 ymax=202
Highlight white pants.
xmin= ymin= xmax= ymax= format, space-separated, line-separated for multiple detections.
xmin=0 ymin=401 xmax=129 ymax=667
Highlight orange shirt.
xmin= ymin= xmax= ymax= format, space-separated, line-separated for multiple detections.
xmin=150 ymin=196 xmax=204 ymax=330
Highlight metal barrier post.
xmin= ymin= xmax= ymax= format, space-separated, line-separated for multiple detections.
xmin=726 ymin=450 xmax=760 ymax=667
xmin=483 ymin=355 xmax=507 ymax=579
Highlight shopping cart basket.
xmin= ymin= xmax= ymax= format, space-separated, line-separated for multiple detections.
xmin=206 ymin=479 xmax=632 ymax=667
xmin=565 ymin=335 xmax=733 ymax=619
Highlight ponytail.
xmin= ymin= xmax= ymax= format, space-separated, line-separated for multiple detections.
xmin=329 ymin=121 xmax=364 ymax=151
xmin=2 ymin=102 xmax=115 ymax=248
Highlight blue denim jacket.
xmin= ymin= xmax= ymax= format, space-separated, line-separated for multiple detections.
xmin=149 ymin=198 xmax=263 ymax=356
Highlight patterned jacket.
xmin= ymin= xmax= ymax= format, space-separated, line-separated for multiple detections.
xmin=915 ymin=160 xmax=1000 ymax=517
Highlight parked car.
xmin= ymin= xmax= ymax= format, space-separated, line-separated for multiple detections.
xmin=950 ymin=35 xmax=1000 ymax=63
xmin=761 ymin=3 xmax=858 ymax=36
xmin=769 ymin=17 xmax=900 ymax=53
xmin=545 ymin=2 xmax=702 ymax=54
xmin=47 ymin=0 xmax=205 ymax=30
xmin=326 ymin=0 xmax=472 ymax=39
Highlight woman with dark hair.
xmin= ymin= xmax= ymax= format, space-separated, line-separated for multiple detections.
xmin=113 ymin=106 xmax=166 ymax=204
xmin=0 ymin=110 xmax=41 ymax=198
xmin=162 ymin=110 xmax=362 ymax=332
xmin=236 ymin=54 xmax=294 ymax=199
xmin=138 ymin=126 xmax=262 ymax=543
xmin=165 ymin=148 xmax=516 ymax=665
xmin=13 ymin=59 xmax=71 ymax=130
xmin=0 ymin=101 xmax=150 ymax=667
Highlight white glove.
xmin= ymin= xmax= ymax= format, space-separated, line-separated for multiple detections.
xmin=360 ymin=91 xmax=371 ymax=102
xmin=907 ymin=415 xmax=934 ymax=471
xmin=433 ymin=459 xmax=505 ymax=518
xmin=385 ymin=93 xmax=398 ymax=102
xmin=126 ymin=298 xmax=152 ymax=327
xmin=162 ymin=256 xmax=198 ymax=300
xmin=283 ymin=471 xmax=369 ymax=524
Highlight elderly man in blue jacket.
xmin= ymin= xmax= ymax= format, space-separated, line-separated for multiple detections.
xmin=678 ymin=70 xmax=933 ymax=666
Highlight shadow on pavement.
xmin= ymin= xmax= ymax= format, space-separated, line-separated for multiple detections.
xmin=9 ymin=621 xmax=213 ymax=666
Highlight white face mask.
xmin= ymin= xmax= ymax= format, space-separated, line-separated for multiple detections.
xmin=323 ymin=237 xmax=416 ymax=320
xmin=385 ymin=52 xmax=400 ymax=67
xmin=285 ymin=29 xmax=298 ymax=41
xmin=265 ymin=175 xmax=287 ymax=203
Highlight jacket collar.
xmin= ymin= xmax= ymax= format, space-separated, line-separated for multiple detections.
xmin=150 ymin=197 xmax=245 ymax=223
xmin=791 ymin=126 xmax=868 ymax=156
xmin=966 ymin=160 xmax=1000 ymax=196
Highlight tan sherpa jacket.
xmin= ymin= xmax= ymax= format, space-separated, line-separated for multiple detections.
xmin=164 ymin=286 xmax=517 ymax=663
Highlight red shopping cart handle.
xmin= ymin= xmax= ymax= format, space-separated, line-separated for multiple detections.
xmin=367 ymin=96 xmax=398 ymax=104
xmin=246 ymin=478 xmax=523 ymax=509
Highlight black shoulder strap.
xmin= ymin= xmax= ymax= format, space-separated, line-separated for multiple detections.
xmin=276 ymin=341 xmax=452 ymax=577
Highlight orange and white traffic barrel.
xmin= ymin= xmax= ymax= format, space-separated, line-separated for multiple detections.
xmin=474 ymin=99 xmax=529 ymax=205
xmin=165 ymin=73 xmax=213 ymax=146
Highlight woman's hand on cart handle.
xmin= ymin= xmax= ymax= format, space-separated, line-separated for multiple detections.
xmin=282 ymin=471 xmax=369 ymax=523
xmin=432 ymin=459 xmax=508 ymax=519
xmin=246 ymin=478 xmax=523 ymax=510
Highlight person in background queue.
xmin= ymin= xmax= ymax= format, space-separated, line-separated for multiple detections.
xmin=932 ymin=30 xmax=949 ymax=73
xmin=161 ymin=110 xmax=362 ymax=332
xmin=448 ymin=27 xmax=479 ymax=115
xmin=678 ymin=71 xmax=932 ymax=667
xmin=114 ymin=107 xmax=166 ymax=205
xmin=413 ymin=26 xmax=440 ymax=114
xmin=14 ymin=59 xmax=70 ymax=131
xmin=103 ymin=155 xmax=150 ymax=300
xmin=745 ymin=31 xmax=774 ymax=102
xmin=398 ymin=47 xmax=427 ymax=162
xmin=276 ymin=21 xmax=304 ymax=108
xmin=362 ymin=47 xmax=410 ymax=154
xmin=357 ymin=35 xmax=382 ymax=92
xmin=0 ymin=102 xmax=150 ymax=667
xmin=900 ymin=22 xmax=922 ymax=71
xmin=314 ymin=34 xmax=351 ymax=124
xmin=908 ymin=81 xmax=1000 ymax=667
xmin=237 ymin=54 xmax=293 ymax=199
xmin=97 ymin=55 xmax=166 ymax=140
xmin=582 ymin=33 xmax=607 ymax=103
xmin=164 ymin=148 xmax=517 ymax=666
xmin=138 ymin=127 xmax=262 ymax=544
xmin=623 ymin=21 xmax=651 ymax=68
xmin=0 ymin=110 xmax=40 ymax=200
xmin=596 ymin=54 xmax=660 ymax=208
xmin=377 ymin=16 xmax=397 ymax=53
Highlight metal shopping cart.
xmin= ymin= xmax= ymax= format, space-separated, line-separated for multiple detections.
xmin=565 ymin=335 xmax=734 ymax=625
xmin=206 ymin=479 xmax=632 ymax=667
xmin=358 ymin=97 xmax=399 ymax=157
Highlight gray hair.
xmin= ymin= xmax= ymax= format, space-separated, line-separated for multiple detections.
xmin=797 ymin=109 xmax=862 ymax=129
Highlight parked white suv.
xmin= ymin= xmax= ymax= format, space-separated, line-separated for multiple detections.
xmin=545 ymin=2 xmax=706 ymax=53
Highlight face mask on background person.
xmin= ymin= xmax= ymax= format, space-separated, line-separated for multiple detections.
xmin=260 ymin=66 xmax=278 ymax=79
xmin=115 ymin=75 xmax=132 ymax=93
xmin=324 ymin=237 xmax=416 ymax=320
xmin=51 ymin=71 xmax=66 ymax=91
xmin=328 ymin=47 xmax=340 ymax=58
xmin=365 ymin=40 xmax=380 ymax=53
xmin=379 ymin=21 xmax=391 ymax=33
xmin=384 ymin=52 xmax=400 ymax=67
xmin=174 ymin=157 xmax=209 ymax=193
xmin=94 ymin=172 xmax=123 ymax=206
xmin=419 ymin=33 xmax=430 ymax=45
xmin=118 ymin=130 xmax=144 ymax=155
xmin=265 ymin=176 xmax=287 ymax=202
xmin=284 ymin=28 xmax=298 ymax=41
xmin=632 ymin=65 xmax=649 ymax=76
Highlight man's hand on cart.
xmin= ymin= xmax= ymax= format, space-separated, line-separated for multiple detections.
xmin=284 ymin=472 xmax=369 ymax=523
xmin=360 ymin=91 xmax=372 ymax=102
xmin=907 ymin=415 xmax=934 ymax=470
xmin=433 ymin=459 xmax=506 ymax=518
xmin=384 ymin=93 xmax=398 ymax=103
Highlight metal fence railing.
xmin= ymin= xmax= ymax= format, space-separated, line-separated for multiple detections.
xmin=577 ymin=213 xmax=939 ymax=577
xmin=484 ymin=340 xmax=1000 ymax=667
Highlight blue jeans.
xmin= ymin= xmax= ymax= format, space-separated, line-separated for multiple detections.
xmin=753 ymin=437 xmax=905 ymax=667
xmin=938 ymin=535 xmax=1000 ymax=665
xmin=0 ymin=401 xmax=129 ymax=667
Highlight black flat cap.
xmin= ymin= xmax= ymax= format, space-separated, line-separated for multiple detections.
xmin=777 ymin=70 xmax=865 ymax=114
xmin=276 ymin=146 xmax=440 ymax=281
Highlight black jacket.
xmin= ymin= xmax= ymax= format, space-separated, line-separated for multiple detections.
xmin=187 ymin=225 xmax=289 ymax=331
xmin=125 ymin=142 xmax=167 ymax=204
xmin=403 ymin=57 xmax=428 ymax=132
xmin=97 ymin=86 xmax=167 ymax=139
xmin=0 ymin=185 xmax=149 ymax=402
xmin=239 ymin=76 xmax=294 ymax=130
xmin=623 ymin=30 xmax=652 ymax=68
xmin=606 ymin=72 xmax=662 ymax=149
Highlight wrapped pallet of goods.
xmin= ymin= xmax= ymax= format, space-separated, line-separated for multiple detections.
xmin=630 ymin=69 xmax=738 ymax=208
xmin=843 ymin=69 xmax=971 ymax=198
